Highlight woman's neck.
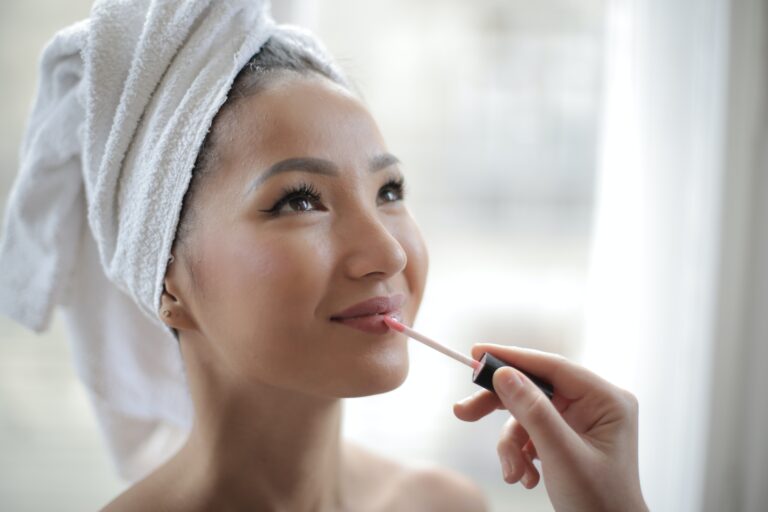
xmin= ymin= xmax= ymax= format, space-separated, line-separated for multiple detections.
xmin=174 ymin=343 xmax=349 ymax=511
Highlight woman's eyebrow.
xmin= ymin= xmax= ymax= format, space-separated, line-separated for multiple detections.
xmin=370 ymin=153 xmax=400 ymax=172
xmin=245 ymin=153 xmax=400 ymax=196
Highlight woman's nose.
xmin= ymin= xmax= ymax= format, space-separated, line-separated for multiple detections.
xmin=340 ymin=212 xmax=408 ymax=280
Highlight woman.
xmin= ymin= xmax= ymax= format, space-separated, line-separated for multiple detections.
xmin=101 ymin=35 xmax=648 ymax=511
xmin=0 ymin=1 xmax=648 ymax=510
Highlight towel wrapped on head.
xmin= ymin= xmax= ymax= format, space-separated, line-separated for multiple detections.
xmin=0 ymin=0 xmax=347 ymax=482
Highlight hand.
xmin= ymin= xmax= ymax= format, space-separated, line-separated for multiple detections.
xmin=453 ymin=344 xmax=648 ymax=512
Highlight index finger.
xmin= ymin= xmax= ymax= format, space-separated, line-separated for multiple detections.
xmin=471 ymin=343 xmax=614 ymax=401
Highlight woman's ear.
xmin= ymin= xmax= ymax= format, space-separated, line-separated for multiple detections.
xmin=159 ymin=253 xmax=197 ymax=333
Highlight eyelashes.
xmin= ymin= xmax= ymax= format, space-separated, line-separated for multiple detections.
xmin=259 ymin=177 xmax=406 ymax=217
xmin=380 ymin=176 xmax=406 ymax=202
xmin=266 ymin=182 xmax=323 ymax=216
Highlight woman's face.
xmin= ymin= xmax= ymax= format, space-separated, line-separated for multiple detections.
xmin=165 ymin=72 xmax=429 ymax=398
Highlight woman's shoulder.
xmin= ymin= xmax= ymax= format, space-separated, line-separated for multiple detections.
xmin=392 ymin=462 xmax=489 ymax=512
xmin=344 ymin=440 xmax=489 ymax=512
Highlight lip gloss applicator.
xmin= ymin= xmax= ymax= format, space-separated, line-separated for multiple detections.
xmin=383 ymin=316 xmax=554 ymax=400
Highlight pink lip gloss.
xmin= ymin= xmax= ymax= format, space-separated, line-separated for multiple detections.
xmin=383 ymin=316 xmax=554 ymax=399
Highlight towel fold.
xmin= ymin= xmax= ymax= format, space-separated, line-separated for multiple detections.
xmin=0 ymin=0 xmax=345 ymax=482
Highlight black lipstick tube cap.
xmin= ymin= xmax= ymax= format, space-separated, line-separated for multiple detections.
xmin=472 ymin=352 xmax=554 ymax=400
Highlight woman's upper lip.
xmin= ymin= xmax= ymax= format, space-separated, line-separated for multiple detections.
xmin=330 ymin=293 xmax=405 ymax=320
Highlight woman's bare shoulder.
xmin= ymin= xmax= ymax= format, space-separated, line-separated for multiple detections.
xmin=392 ymin=462 xmax=489 ymax=512
xmin=98 ymin=453 xmax=206 ymax=512
xmin=344 ymin=440 xmax=489 ymax=512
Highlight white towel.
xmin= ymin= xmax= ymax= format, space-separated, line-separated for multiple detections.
xmin=0 ymin=0 xmax=346 ymax=482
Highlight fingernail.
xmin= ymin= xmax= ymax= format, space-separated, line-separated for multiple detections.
xmin=496 ymin=367 xmax=523 ymax=394
xmin=521 ymin=472 xmax=532 ymax=487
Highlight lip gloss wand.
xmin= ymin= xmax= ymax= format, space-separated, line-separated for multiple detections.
xmin=382 ymin=316 xmax=554 ymax=400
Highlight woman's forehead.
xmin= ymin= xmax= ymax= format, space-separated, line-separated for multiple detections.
xmin=223 ymin=74 xmax=387 ymax=166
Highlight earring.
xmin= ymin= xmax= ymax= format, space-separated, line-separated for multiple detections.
xmin=162 ymin=309 xmax=171 ymax=318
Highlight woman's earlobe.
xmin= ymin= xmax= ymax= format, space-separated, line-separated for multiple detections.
xmin=159 ymin=284 xmax=196 ymax=331
xmin=159 ymin=288 xmax=179 ymax=322
xmin=160 ymin=253 xmax=197 ymax=329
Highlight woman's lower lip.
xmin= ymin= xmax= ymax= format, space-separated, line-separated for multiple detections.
xmin=331 ymin=314 xmax=398 ymax=335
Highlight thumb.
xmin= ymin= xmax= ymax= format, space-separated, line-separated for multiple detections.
xmin=493 ymin=366 xmax=582 ymax=461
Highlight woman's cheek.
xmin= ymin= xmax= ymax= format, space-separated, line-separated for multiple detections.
xmin=225 ymin=235 xmax=324 ymax=311
xmin=226 ymin=231 xmax=335 ymax=374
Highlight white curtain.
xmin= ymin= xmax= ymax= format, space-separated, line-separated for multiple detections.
xmin=581 ymin=0 xmax=767 ymax=511
xmin=701 ymin=0 xmax=768 ymax=509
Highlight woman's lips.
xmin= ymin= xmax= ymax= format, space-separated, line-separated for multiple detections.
xmin=330 ymin=294 xmax=405 ymax=334
xmin=330 ymin=293 xmax=405 ymax=319
xmin=331 ymin=312 xmax=402 ymax=335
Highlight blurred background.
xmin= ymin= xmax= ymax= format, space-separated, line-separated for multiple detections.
xmin=1 ymin=0 xmax=766 ymax=511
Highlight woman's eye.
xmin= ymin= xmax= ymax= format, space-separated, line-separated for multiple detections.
xmin=273 ymin=193 xmax=324 ymax=215
xmin=260 ymin=182 xmax=325 ymax=217
xmin=261 ymin=178 xmax=405 ymax=217
xmin=285 ymin=196 xmax=317 ymax=212
xmin=378 ymin=178 xmax=405 ymax=204
xmin=380 ymin=189 xmax=399 ymax=202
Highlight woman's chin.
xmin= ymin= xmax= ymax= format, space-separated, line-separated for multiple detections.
xmin=341 ymin=354 xmax=409 ymax=397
